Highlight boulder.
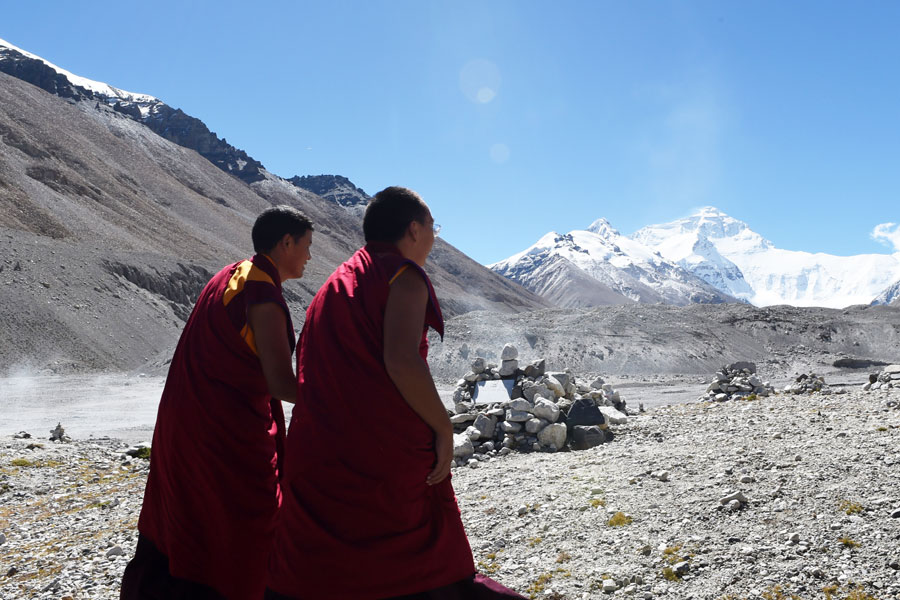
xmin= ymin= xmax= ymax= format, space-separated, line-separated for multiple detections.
xmin=472 ymin=414 xmax=496 ymax=439
xmin=598 ymin=406 xmax=628 ymax=425
xmin=544 ymin=375 xmax=565 ymax=398
xmin=566 ymin=398 xmax=607 ymax=429
xmin=510 ymin=399 xmax=533 ymax=412
xmin=505 ymin=409 xmax=532 ymax=423
xmin=500 ymin=344 xmax=519 ymax=361
xmin=547 ymin=372 xmax=570 ymax=389
xmin=522 ymin=383 xmax=550 ymax=403
xmin=499 ymin=359 xmax=519 ymax=377
xmin=525 ymin=418 xmax=548 ymax=434
xmin=470 ymin=357 xmax=486 ymax=374
xmin=571 ymin=425 xmax=606 ymax=450
xmin=453 ymin=434 xmax=474 ymax=459
xmin=537 ymin=422 xmax=567 ymax=449
xmin=524 ymin=359 xmax=546 ymax=378
xmin=532 ymin=398 xmax=560 ymax=422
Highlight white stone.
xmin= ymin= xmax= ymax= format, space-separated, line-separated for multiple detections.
xmin=464 ymin=426 xmax=481 ymax=441
xmin=501 ymin=421 xmax=522 ymax=433
xmin=453 ymin=434 xmax=474 ymax=459
xmin=472 ymin=414 xmax=496 ymax=439
xmin=590 ymin=376 xmax=605 ymax=389
xmin=719 ymin=490 xmax=748 ymax=505
xmin=510 ymin=399 xmax=534 ymax=412
xmin=470 ymin=357 xmax=486 ymax=374
xmin=500 ymin=344 xmax=519 ymax=361
xmin=505 ymin=409 xmax=532 ymax=423
xmin=523 ymin=383 xmax=550 ymax=402
xmin=598 ymin=406 xmax=628 ymax=425
xmin=544 ymin=375 xmax=565 ymax=398
xmin=499 ymin=359 xmax=518 ymax=377
xmin=525 ymin=418 xmax=548 ymax=434
xmin=532 ymin=398 xmax=560 ymax=422
xmin=537 ymin=422 xmax=567 ymax=449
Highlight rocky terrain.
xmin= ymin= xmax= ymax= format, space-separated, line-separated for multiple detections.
xmin=3 ymin=384 xmax=898 ymax=600
xmin=427 ymin=303 xmax=900 ymax=384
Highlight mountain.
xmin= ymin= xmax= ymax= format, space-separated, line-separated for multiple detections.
xmin=632 ymin=207 xmax=900 ymax=308
xmin=871 ymin=279 xmax=900 ymax=306
xmin=489 ymin=218 xmax=736 ymax=307
xmin=0 ymin=40 xmax=547 ymax=374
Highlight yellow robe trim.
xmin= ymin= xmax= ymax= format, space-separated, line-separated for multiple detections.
xmin=388 ymin=264 xmax=410 ymax=285
xmin=223 ymin=260 xmax=275 ymax=307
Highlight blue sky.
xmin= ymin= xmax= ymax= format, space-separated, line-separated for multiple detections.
xmin=4 ymin=1 xmax=899 ymax=264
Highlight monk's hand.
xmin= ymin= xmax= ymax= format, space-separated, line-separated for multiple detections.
xmin=426 ymin=429 xmax=453 ymax=486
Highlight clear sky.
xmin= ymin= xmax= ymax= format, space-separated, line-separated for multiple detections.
xmin=4 ymin=1 xmax=899 ymax=264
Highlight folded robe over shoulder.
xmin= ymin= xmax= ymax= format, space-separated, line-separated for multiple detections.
xmin=267 ymin=243 xmax=523 ymax=600
xmin=134 ymin=254 xmax=293 ymax=600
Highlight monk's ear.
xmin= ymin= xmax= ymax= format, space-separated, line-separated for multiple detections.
xmin=407 ymin=219 xmax=421 ymax=242
xmin=280 ymin=232 xmax=294 ymax=249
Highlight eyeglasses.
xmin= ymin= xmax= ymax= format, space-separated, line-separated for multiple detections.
xmin=432 ymin=223 xmax=441 ymax=236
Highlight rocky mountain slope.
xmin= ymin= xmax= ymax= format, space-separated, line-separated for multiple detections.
xmin=490 ymin=219 xmax=736 ymax=308
xmin=0 ymin=64 xmax=545 ymax=375
xmin=426 ymin=302 xmax=900 ymax=383
xmin=871 ymin=278 xmax=900 ymax=306
xmin=632 ymin=207 xmax=900 ymax=309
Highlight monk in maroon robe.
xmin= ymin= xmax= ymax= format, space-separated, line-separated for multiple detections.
xmin=121 ymin=206 xmax=313 ymax=600
xmin=267 ymin=187 xmax=523 ymax=599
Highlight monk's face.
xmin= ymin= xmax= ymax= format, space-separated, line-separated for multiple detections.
xmin=410 ymin=209 xmax=436 ymax=267
xmin=285 ymin=230 xmax=313 ymax=279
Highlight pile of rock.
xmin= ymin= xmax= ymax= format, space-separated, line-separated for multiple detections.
xmin=697 ymin=361 xmax=775 ymax=402
xmin=783 ymin=373 xmax=827 ymax=394
xmin=863 ymin=364 xmax=900 ymax=391
xmin=449 ymin=344 xmax=628 ymax=468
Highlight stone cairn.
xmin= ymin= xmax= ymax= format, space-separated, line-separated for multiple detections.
xmin=783 ymin=373 xmax=827 ymax=394
xmin=449 ymin=344 xmax=628 ymax=469
xmin=863 ymin=364 xmax=900 ymax=391
xmin=698 ymin=361 xmax=775 ymax=402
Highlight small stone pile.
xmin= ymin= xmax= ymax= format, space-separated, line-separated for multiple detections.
xmin=783 ymin=373 xmax=827 ymax=394
xmin=449 ymin=344 xmax=627 ymax=468
xmin=698 ymin=361 xmax=775 ymax=402
xmin=863 ymin=364 xmax=900 ymax=391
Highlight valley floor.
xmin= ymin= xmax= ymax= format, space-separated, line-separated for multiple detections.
xmin=1 ymin=389 xmax=899 ymax=600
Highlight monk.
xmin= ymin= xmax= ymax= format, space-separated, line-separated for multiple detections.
xmin=121 ymin=205 xmax=313 ymax=600
xmin=266 ymin=187 xmax=523 ymax=599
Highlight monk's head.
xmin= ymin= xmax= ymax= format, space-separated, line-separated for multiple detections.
xmin=364 ymin=186 xmax=437 ymax=267
xmin=252 ymin=205 xmax=314 ymax=281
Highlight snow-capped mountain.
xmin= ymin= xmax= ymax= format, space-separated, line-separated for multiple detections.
xmin=872 ymin=279 xmax=900 ymax=306
xmin=632 ymin=207 xmax=900 ymax=308
xmin=489 ymin=219 xmax=735 ymax=307
xmin=0 ymin=37 xmax=157 ymax=104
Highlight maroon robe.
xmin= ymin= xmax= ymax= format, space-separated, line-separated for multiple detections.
xmin=267 ymin=243 xmax=523 ymax=599
xmin=129 ymin=254 xmax=293 ymax=600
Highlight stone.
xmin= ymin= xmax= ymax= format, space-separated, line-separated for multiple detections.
xmin=653 ymin=470 xmax=670 ymax=482
xmin=532 ymin=398 xmax=560 ymax=422
xmin=725 ymin=499 xmax=742 ymax=511
xmin=454 ymin=401 xmax=474 ymax=414
xmin=571 ymin=425 xmax=605 ymax=450
xmin=472 ymin=414 xmax=496 ymax=439
xmin=0 ymin=532 xmax=6 ymax=545
xmin=453 ymin=434 xmax=474 ymax=459
xmin=544 ymin=375 xmax=565 ymax=398
xmin=673 ymin=561 xmax=690 ymax=575
xmin=501 ymin=421 xmax=522 ymax=433
xmin=505 ymin=409 xmax=532 ymax=422
xmin=524 ymin=359 xmax=546 ymax=378
xmin=884 ymin=364 xmax=900 ymax=374
xmin=450 ymin=413 xmax=476 ymax=424
xmin=739 ymin=475 xmax=754 ymax=483
xmin=525 ymin=418 xmax=548 ymax=434
xmin=598 ymin=406 xmax=628 ymax=425
xmin=471 ymin=357 xmax=486 ymax=374
xmin=49 ymin=422 xmax=69 ymax=442
xmin=510 ymin=398 xmax=534 ymax=412
xmin=537 ymin=423 xmax=567 ymax=449
xmin=547 ymin=371 xmax=570 ymax=389
xmin=890 ymin=509 xmax=900 ymax=518
xmin=522 ymin=383 xmax=550 ymax=403
xmin=499 ymin=359 xmax=518 ymax=377
xmin=463 ymin=426 xmax=481 ymax=441
xmin=719 ymin=491 xmax=748 ymax=505
xmin=590 ymin=376 xmax=605 ymax=389
xmin=500 ymin=344 xmax=518 ymax=361
xmin=566 ymin=398 xmax=607 ymax=428
xmin=602 ymin=579 xmax=618 ymax=593
xmin=13 ymin=431 xmax=31 ymax=439
xmin=106 ymin=545 xmax=125 ymax=558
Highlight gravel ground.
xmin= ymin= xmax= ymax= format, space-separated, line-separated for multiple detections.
xmin=2 ymin=389 xmax=899 ymax=600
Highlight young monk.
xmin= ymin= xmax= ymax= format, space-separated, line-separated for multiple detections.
xmin=121 ymin=206 xmax=313 ymax=600
xmin=266 ymin=187 xmax=523 ymax=599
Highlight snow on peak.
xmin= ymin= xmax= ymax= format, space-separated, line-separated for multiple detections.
xmin=0 ymin=37 xmax=158 ymax=104
xmin=586 ymin=217 xmax=619 ymax=237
